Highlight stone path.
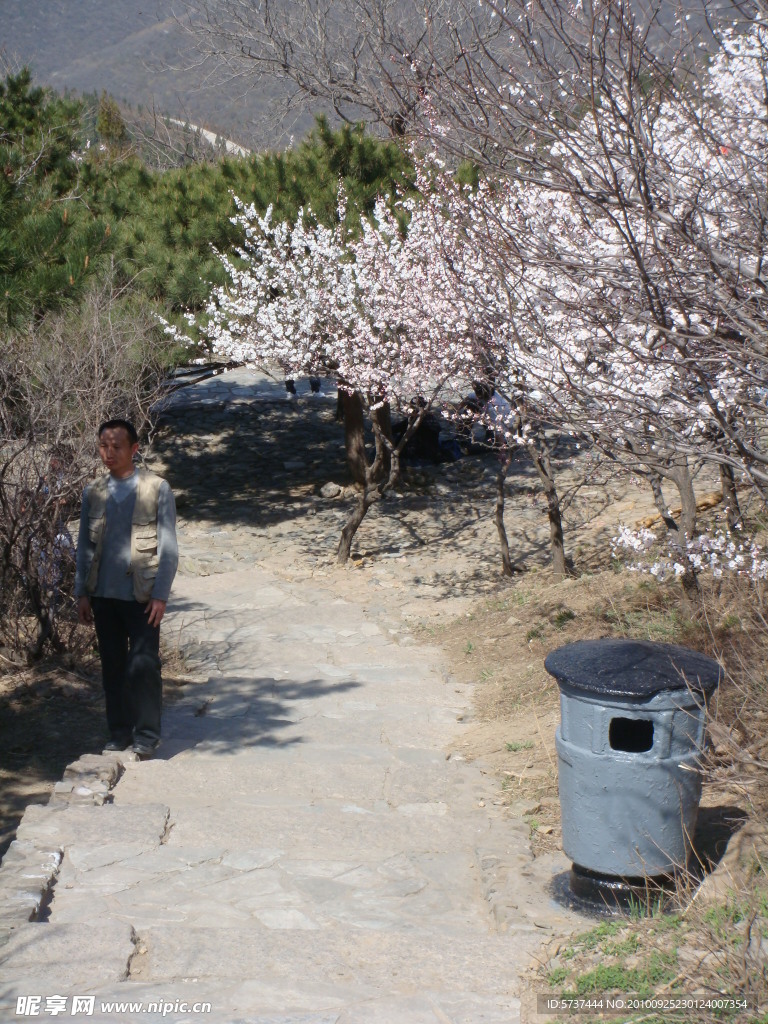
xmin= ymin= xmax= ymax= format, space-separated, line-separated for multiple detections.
xmin=0 ymin=371 xmax=591 ymax=1023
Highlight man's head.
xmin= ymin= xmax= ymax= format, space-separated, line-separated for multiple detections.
xmin=98 ymin=419 xmax=139 ymax=479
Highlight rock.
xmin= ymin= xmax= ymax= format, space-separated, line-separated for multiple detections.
xmin=509 ymin=800 xmax=542 ymax=818
xmin=539 ymin=796 xmax=560 ymax=809
xmin=708 ymin=720 xmax=744 ymax=756
xmin=693 ymin=821 xmax=767 ymax=904
xmin=320 ymin=482 xmax=342 ymax=498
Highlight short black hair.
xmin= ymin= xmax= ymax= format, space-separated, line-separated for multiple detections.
xmin=98 ymin=419 xmax=139 ymax=444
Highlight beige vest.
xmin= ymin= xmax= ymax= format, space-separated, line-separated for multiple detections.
xmin=84 ymin=468 xmax=164 ymax=603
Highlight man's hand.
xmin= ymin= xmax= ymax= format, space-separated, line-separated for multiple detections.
xmin=145 ymin=598 xmax=167 ymax=627
xmin=77 ymin=596 xmax=93 ymax=625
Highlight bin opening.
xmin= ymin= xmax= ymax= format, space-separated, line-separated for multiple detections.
xmin=609 ymin=717 xmax=654 ymax=753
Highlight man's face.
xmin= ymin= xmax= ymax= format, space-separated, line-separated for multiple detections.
xmin=98 ymin=428 xmax=139 ymax=478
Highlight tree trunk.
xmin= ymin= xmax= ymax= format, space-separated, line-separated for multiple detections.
xmin=661 ymin=459 xmax=700 ymax=600
xmin=388 ymin=445 xmax=401 ymax=493
xmin=337 ymin=485 xmax=377 ymax=563
xmin=28 ymin=610 xmax=55 ymax=661
xmin=370 ymin=403 xmax=393 ymax=484
xmin=666 ymin=460 xmax=697 ymax=542
xmin=527 ymin=439 xmax=568 ymax=577
xmin=649 ymin=472 xmax=679 ymax=535
xmin=335 ymin=404 xmax=425 ymax=564
xmin=720 ymin=463 xmax=742 ymax=531
xmin=341 ymin=389 xmax=367 ymax=486
xmin=495 ymin=454 xmax=515 ymax=577
xmin=26 ymin=581 xmax=59 ymax=661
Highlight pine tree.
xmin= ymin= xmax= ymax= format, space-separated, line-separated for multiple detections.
xmin=82 ymin=116 xmax=415 ymax=312
xmin=1 ymin=68 xmax=416 ymax=321
xmin=0 ymin=70 xmax=111 ymax=327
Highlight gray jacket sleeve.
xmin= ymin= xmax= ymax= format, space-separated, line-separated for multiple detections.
xmin=152 ymin=481 xmax=179 ymax=602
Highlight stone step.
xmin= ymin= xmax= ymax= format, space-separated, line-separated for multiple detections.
xmin=0 ymin=920 xmax=529 ymax=1023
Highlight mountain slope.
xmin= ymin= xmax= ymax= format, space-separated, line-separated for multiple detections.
xmin=0 ymin=0 xmax=308 ymax=147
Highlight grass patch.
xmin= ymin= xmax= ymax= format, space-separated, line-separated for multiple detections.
xmin=548 ymin=966 xmax=569 ymax=986
xmin=552 ymin=608 xmax=576 ymax=629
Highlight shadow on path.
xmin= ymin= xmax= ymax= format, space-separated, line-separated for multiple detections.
xmin=152 ymin=400 xmax=347 ymax=528
xmin=160 ymin=674 xmax=362 ymax=758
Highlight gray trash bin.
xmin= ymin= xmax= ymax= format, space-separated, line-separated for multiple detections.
xmin=545 ymin=639 xmax=721 ymax=893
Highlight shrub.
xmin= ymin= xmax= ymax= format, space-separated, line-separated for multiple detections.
xmin=0 ymin=276 xmax=174 ymax=658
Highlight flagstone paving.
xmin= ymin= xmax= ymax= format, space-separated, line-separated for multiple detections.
xmin=0 ymin=370 xmax=595 ymax=1023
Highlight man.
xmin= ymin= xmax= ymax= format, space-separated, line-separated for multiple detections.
xmin=75 ymin=419 xmax=178 ymax=759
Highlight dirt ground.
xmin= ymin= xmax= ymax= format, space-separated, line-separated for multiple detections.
xmin=428 ymin=566 xmax=756 ymax=857
xmin=0 ymin=645 xmax=98 ymax=858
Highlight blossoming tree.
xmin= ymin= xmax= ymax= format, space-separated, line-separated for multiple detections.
xmin=173 ymin=4 xmax=768 ymax=587
xmin=396 ymin=3 xmax=768 ymax=586
xmin=176 ymin=186 xmax=485 ymax=561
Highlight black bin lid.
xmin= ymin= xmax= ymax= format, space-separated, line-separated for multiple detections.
xmin=544 ymin=639 xmax=722 ymax=698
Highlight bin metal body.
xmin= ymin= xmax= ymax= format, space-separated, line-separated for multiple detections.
xmin=545 ymin=639 xmax=721 ymax=879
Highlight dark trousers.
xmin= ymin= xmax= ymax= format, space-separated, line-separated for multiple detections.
xmin=92 ymin=598 xmax=162 ymax=747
